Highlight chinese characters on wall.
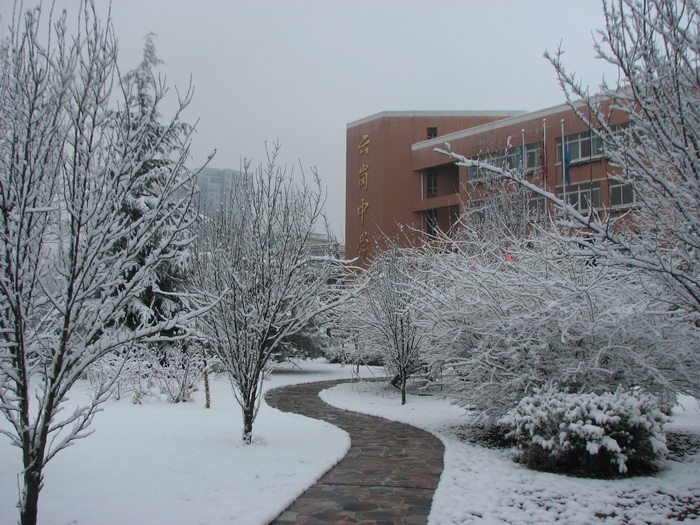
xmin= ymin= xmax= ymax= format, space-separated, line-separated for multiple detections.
xmin=357 ymin=134 xmax=370 ymax=259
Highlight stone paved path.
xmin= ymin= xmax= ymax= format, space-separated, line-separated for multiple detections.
xmin=265 ymin=379 xmax=444 ymax=525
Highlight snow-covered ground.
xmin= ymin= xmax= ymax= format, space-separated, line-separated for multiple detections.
xmin=321 ymin=381 xmax=700 ymax=525
xmin=0 ymin=361 xmax=381 ymax=525
xmin=1 ymin=360 xmax=699 ymax=525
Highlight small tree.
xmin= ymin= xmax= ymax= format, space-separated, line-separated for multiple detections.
xmin=343 ymin=248 xmax=426 ymax=404
xmin=0 ymin=3 xmax=202 ymax=524
xmin=190 ymin=144 xmax=346 ymax=443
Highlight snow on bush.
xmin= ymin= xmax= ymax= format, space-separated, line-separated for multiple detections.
xmin=153 ymin=342 xmax=206 ymax=404
xmin=88 ymin=341 xmax=209 ymax=404
xmin=500 ymin=386 xmax=669 ymax=477
xmin=88 ymin=350 xmax=157 ymax=404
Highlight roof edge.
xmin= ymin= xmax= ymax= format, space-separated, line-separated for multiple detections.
xmin=347 ymin=110 xmax=525 ymax=129
xmin=412 ymin=96 xmax=610 ymax=150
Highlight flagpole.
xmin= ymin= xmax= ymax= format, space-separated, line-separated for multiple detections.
xmin=521 ymin=129 xmax=526 ymax=176
xmin=541 ymin=118 xmax=548 ymax=219
xmin=561 ymin=118 xmax=567 ymax=206
xmin=542 ymin=118 xmax=547 ymax=189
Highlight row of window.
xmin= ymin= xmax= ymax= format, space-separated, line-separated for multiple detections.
xmin=465 ymin=124 xmax=631 ymax=180
xmin=468 ymin=143 xmax=542 ymax=181
xmin=465 ymin=180 xmax=635 ymax=217
xmin=467 ymin=131 xmax=605 ymax=173
xmin=554 ymin=179 xmax=637 ymax=211
xmin=554 ymin=179 xmax=636 ymax=211
xmin=428 ymin=179 xmax=635 ymax=234
xmin=558 ymin=180 xmax=602 ymax=211
xmin=426 ymin=171 xmax=635 ymax=211
xmin=425 ymin=123 xmax=636 ymax=217
xmin=554 ymin=123 xmax=633 ymax=164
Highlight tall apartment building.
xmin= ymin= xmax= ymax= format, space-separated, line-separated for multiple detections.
xmin=195 ymin=167 xmax=246 ymax=214
xmin=345 ymin=100 xmax=629 ymax=263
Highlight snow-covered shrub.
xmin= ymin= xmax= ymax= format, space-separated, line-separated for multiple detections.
xmin=88 ymin=342 xmax=207 ymax=404
xmin=500 ymin=387 xmax=669 ymax=477
xmin=153 ymin=341 xmax=205 ymax=403
xmin=88 ymin=349 xmax=156 ymax=404
xmin=411 ymin=226 xmax=695 ymax=418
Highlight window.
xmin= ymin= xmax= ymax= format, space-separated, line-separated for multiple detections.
xmin=556 ymin=131 xmax=604 ymax=164
xmin=610 ymin=121 xmax=631 ymax=136
xmin=466 ymin=199 xmax=486 ymax=224
xmin=426 ymin=209 xmax=438 ymax=235
xmin=557 ymin=181 xmax=601 ymax=211
xmin=528 ymin=192 xmax=547 ymax=218
xmin=468 ymin=143 xmax=541 ymax=181
xmin=609 ymin=179 xmax=635 ymax=207
xmin=609 ymin=121 xmax=639 ymax=149
xmin=427 ymin=127 xmax=438 ymax=140
xmin=525 ymin=143 xmax=541 ymax=170
xmin=427 ymin=171 xmax=438 ymax=195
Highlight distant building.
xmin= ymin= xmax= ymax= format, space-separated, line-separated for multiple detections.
xmin=346 ymin=100 xmax=629 ymax=263
xmin=305 ymin=232 xmax=343 ymax=260
xmin=195 ymin=167 xmax=246 ymax=214
xmin=195 ymin=168 xmax=343 ymax=258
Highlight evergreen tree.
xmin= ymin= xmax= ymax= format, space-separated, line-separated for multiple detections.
xmin=117 ymin=34 xmax=194 ymax=338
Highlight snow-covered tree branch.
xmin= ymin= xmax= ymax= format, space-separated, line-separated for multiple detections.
xmin=189 ymin=143 xmax=348 ymax=443
xmin=438 ymin=0 xmax=700 ymax=319
xmin=340 ymin=248 xmax=427 ymax=405
xmin=0 ymin=3 xmax=205 ymax=524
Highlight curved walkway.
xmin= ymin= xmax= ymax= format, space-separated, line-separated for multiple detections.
xmin=265 ymin=379 xmax=444 ymax=525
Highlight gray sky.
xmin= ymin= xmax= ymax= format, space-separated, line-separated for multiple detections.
xmin=2 ymin=1 xmax=619 ymax=240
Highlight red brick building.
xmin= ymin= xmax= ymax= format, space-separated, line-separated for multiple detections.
xmin=346 ymin=100 xmax=630 ymax=263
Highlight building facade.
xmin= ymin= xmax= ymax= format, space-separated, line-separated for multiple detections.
xmin=196 ymin=167 xmax=246 ymax=214
xmin=345 ymin=101 xmax=629 ymax=263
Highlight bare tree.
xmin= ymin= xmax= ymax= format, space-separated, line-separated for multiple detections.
xmin=190 ymin=144 xmax=346 ymax=443
xmin=0 ymin=4 xmax=202 ymax=524
xmin=439 ymin=0 xmax=700 ymax=320
xmin=342 ymin=248 xmax=426 ymax=404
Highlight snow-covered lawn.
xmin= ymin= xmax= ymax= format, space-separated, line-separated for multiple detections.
xmin=0 ymin=361 xmax=381 ymax=525
xmin=1 ymin=360 xmax=699 ymax=525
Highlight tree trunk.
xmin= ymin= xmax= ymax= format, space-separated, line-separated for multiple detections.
xmin=401 ymin=377 xmax=407 ymax=405
xmin=242 ymin=404 xmax=254 ymax=444
xmin=20 ymin=465 xmax=42 ymax=525
xmin=203 ymin=368 xmax=211 ymax=409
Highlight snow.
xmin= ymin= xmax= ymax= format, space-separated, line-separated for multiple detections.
xmin=0 ymin=361 xmax=380 ymax=525
xmin=2 ymin=361 xmax=699 ymax=525
xmin=320 ymin=381 xmax=700 ymax=525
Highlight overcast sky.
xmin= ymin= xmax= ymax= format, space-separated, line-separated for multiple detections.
xmin=1 ymin=1 xmax=619 ymax=240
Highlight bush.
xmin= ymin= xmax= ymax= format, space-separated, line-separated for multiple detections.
xmin=88 ymin=349 xmax=156 ymax=404
xmin=500 ymin=387 xmax=669 ymax=477
xmin=88 ymin=340 xmax=211 ymax=404
xmin=456 ymin=421 xmax=518 ymax=450
xmin=153 ymin=341 xmax=205 ymax=403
